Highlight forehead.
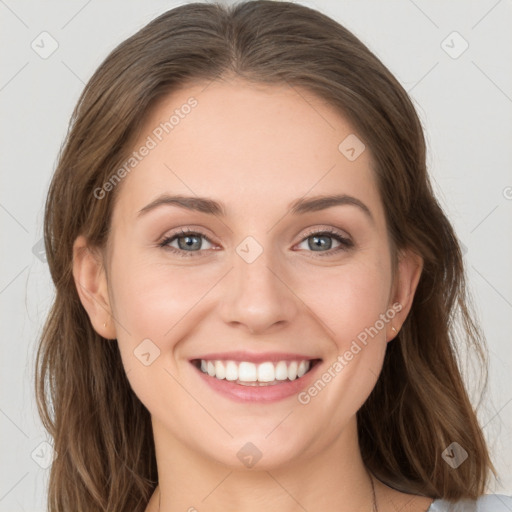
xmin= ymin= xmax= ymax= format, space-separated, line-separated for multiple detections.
xmin=113 ymin=78 xmax=385 ymax=229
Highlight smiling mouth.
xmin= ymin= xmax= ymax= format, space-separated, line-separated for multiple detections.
xmin=191 ymin=358 xmax=322 ymax=386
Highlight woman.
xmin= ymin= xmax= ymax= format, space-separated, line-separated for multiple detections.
xmin=35 ymin=1 xmax=512 ymax=511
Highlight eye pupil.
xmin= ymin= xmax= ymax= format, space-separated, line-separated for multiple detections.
xmin=309 ymin=235 xmax=332 ymax=251
xmin=179 ymin=235 xmax=201 ymax=250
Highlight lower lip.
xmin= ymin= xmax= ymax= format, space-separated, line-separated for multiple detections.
xmin=191 ymin=361 xmax=322 ymax=403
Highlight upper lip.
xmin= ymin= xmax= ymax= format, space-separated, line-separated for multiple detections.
xmin=190 ymin=351 xmax=321 ymax=364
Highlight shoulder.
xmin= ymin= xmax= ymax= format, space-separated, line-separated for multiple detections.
xmin=428 ymin=493 xmax=512 ymax=511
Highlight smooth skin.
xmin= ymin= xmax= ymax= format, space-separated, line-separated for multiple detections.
xmin=73 ymin=76 xmax=433 ymax=512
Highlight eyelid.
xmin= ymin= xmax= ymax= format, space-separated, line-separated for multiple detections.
xmin=159 ymin=225 xmax=216 ymax=244
xmin=298 ymin=225 xmax=352 ymax=243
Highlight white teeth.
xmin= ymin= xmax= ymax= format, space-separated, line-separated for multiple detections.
xmin=287 ymin=361 xmax=298 ymax=381
xmin=238 ymin=362 xmax=257 ymax=382
xmin=225 ymin=361 xmax=238 ymax=381
xmin=275 ymin=361 xmax=289 ymax=380
xmin=257 ymin=362 xmax=275 ymax=382
xmin=215 ymin=360 xmax=226 ymax=380
xmin=197 ymin=359 xmax=313 ymax=383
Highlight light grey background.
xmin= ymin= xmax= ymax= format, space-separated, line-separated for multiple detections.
xmin=1 ymin=0 xmax=511 ymax=510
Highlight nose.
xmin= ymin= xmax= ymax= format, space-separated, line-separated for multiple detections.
xmin=219 ymin=248 xmax=299 ymax=335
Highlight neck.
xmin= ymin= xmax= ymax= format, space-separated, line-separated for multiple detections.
xmin=149 ymin=417 xmax=378 ymax=512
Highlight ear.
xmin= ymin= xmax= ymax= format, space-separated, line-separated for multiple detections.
xmin=386 ymin=248 xmax=423 ymax=342
xmin=72 ymin=235 xmax=117 ymax=340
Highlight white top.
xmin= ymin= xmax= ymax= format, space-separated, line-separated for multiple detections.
xmin=427 ymin=494 xmax=512 ymax=511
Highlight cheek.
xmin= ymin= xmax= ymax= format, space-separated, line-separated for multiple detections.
xmin=294 ymin=258 xmax=391 ymax=411
xmin=108 ymin=244 xmax=221 ymax=366
xmin=110 ymin=262 xmax=206 ymax=341
xmin=299 ymin=257 xmax=392 ymax=344
xmin=107 ymin=254 xmax=210 ymax=418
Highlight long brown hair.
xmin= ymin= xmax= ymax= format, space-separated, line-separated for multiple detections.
xmin=35 ymin=1 xmax=496 ymax=510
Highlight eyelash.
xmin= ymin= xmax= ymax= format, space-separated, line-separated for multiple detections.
xmin=158 ymin=227 xmax=354 ymax=258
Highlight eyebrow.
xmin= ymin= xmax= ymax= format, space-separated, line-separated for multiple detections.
xmin=137 ymin=193 xmax=374 ymax=224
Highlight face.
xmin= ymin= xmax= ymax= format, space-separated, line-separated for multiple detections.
xmin=76 ymin=77 xmax=421 ymax=470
